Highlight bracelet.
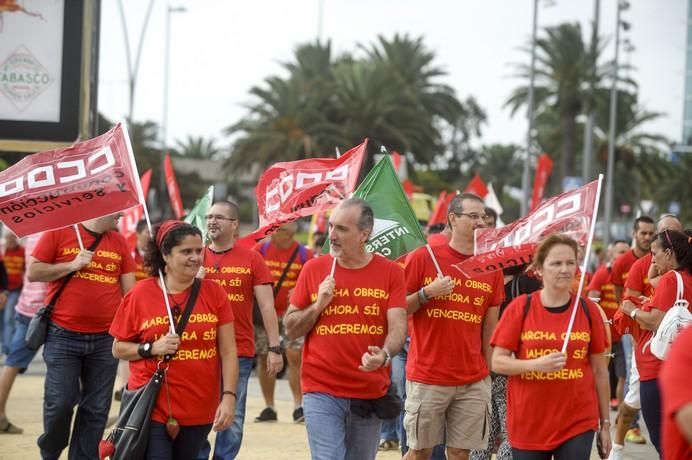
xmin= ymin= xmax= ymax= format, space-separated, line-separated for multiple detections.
xmin=630 ymin=309 xmax=638 ymax=320
xmin=381 ymin=348 xmax=392 ymax=368
xmin=222 ymin=390 xmax=237 ymax=400
xmin=601 ymin=419 xmax=611 ymax=426
xmin=418 ymin=287 xmax=429 ymax=304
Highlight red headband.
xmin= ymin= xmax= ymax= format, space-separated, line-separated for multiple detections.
xmin=156 ymin=220 xmax=186 ymax=250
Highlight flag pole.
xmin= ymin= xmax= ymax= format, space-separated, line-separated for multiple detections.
xmin=73 ymin=225 xmax=84 ymax=251
xmin=425 ymin=244 xmax=444 ymax=278
xmin=561 ymin=174 xmax=604 ymax=354
xmin=121 ymin=122 xmax=176 ymax=334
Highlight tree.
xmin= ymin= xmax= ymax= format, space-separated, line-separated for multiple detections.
xmin=173 ymin=135 xmax=221 ymax=159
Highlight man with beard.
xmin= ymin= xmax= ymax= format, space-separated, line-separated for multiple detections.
xmin=197 ymin=201 xmax=283 ymax=460
xmin=403 ymin=193 xmax=504 ymax=460
xmin=28 ymin=213 xmax=135 ymax=459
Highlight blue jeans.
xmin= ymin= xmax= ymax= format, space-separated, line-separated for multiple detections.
xmin=147 ymin=421 xmax=212 ymax=460
xmin=1 ymin=288 xmax=21 ymax=355
xmin=396 ymin=339 xmax=447 ymax=459
xmin=197 ymin=356 xmax=253 ymax=460
xmin=38 ymin=323 xmax=118 ymax=460
xmin=640 ymin=379 xmax=661 ymax=454
xmin=5 ymin=313 xmax=39 ymax=371
xmin=304 ymin=392 xmax=382 ymax=460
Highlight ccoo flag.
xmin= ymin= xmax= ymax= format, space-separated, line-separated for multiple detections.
xmin=325 ymin=155 xmax=427 ymax=260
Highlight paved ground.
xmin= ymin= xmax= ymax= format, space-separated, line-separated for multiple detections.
xmin=1 ymin=354 xmax=657 ymax=459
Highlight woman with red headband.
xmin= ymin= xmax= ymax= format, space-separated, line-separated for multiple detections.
xmin=620 ymin=229 xmax=692 ymax=456
xmin=110 ymin=221 xmax=239 ymax=459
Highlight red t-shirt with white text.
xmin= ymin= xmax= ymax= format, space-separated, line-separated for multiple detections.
xmin=660 ymin=326 xmax=692 ymax=460
xmin=405 ymin=244 xmax=504 ymax=385
xmin=32 ymin=227 xmax=136 ymax=333
xmin=491 ymin=293 xmax=607 ymax=451
xmin=253 ymin=241 xmax=313 ymax=316
xmin=290 ymin=254 xmax=406 ymax=399
xmin=109 ymin=278 xmax=234 ymax=425
xmin=203 ymin=245 xmax=272 ymax=357
xmin=3 ymin=246 xmax=25 ymax=290
xmin=588 ymin=265 xmax=621 ymax=342
xmin=636 ymin=270 xmax=692 ymax=382
xmin=625 ymin=253 xmax=654 ymax=297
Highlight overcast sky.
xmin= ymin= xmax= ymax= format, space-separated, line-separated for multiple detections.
xmin=97 ymin=0 xmax=688 ymax=154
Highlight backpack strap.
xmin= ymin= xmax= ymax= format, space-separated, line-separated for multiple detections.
xmin=298 ymin=244 xmax=308 ymax=264
xmin=523 ymin=294 xmax=532 ymax=320
xmin=673 ymin=270 xmax=684 ymax=302
xmin=259 ymin=241 xmax=271 ymax=256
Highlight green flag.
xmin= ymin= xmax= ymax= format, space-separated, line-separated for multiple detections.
xmin=324 ymin=156 xmax=427 ymax=260
xmin=184 ymin=186 xmax=214 ymax=240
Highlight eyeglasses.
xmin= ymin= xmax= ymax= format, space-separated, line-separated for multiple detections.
xmin=454 ymin=212 xmax=488 ymax=221
xmin=205 ymin=214 xmax=237 ymax=222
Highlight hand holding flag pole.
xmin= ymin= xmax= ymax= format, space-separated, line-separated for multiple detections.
xmin=561 ymin=174 xmax=604 ymax=354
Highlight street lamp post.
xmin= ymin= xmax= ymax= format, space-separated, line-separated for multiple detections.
xmin=582 ymin=0 xmax=600 ymax=183
xmin=521 ymin=0 xmax=540 ymax=217
xmin=603 ymin=0 xmax=627 ymax=248
xmin=161 ymin=4 xmax=186 ymax=216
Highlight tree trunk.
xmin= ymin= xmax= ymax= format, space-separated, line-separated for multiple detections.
xmin=559 ymin=113 xmax=577 ymax=190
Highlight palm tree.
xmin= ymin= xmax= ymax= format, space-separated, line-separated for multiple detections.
xmin=505 ymin=23 xmax=635 ymax=186
xmin=174 ymin=135 xmax=221 ymax=159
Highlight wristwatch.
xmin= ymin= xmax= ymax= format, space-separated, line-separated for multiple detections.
xmin=268 ymin=345 xmax=283 ymax=355
xmin=630 ymin=309 xmax=638 ymax=320
xmin=382 ymin=348 xmax=392 ymax=367
xmin=138 ymin=342 xmax=154 ymax=358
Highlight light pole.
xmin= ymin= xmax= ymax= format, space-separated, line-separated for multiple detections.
xmin=161 ymin=4 xmax=186 ymax=216
xmin=603 ymin=0 xmax=628 ymax=247
xmin=581 ymin=0 xmax=600 ymax=183
xmin=520 ymin=0 xmax=539 ymax=217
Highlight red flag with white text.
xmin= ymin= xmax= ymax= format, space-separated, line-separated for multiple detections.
xmin=530 ymin=154 xmax=554 ymax=211
xmin=119 ymin=169 xmax=152 ymax=247
xmin=0 ymin=123 xmax=140 ymax=237
xmin=236 ymin=140 xmax=367 ymax=248
xmin=454 ymin=179 xmax=599 ymax=277
xmin=164 ymin=153 xmax=184 ymax=219
xmin=464 ymin=174 xmax=488 ymax=198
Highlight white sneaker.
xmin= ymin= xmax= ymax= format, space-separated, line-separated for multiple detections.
xmin=608 ymin=443 xmax=624 ymax=460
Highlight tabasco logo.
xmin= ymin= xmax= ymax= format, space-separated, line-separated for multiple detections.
xmin=0 ymin=46 xmax=53 ymax=111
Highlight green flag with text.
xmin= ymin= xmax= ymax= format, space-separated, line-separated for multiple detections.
xmin=184 ymin=185 xmax=214 ymax=240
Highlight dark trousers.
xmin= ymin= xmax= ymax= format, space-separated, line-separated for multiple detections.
xmin=511 ymin=430 xmax=595 ymax=460
xmin=147 ymin=422 xmax=212 ymax=460
xmin=640 ymin=379 xmax=662 ymax=455
xmin=39 ymin=323 xmax=118 ymax=460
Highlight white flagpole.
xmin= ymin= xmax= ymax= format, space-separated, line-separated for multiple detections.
xmin=561 ymin=174 xmax=604 ymax=354
xmin=73 ymin=225 xmax=84 ymax=251
xmin=330 ymin=254 xmax=337 ymax=277
xmin=425 ymin=244 xmax=444 ymax=278
xmin=121 ymin=122 xmax=176 ymax=334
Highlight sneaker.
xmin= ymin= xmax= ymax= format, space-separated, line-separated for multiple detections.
xmin=292 ymin=407 xmax=304 ymax=423
xmin=625 ymin=427 xmax=647 ymax=444
xmin=254 ymin=407 xmax=277 ymax=422
xmin=607 ymin=443 xmax=624 ymax=460
xmin=378 ymin=439 xmax=399 ymax=451
xmin=0 ymin=416 xmax=23 ymax=434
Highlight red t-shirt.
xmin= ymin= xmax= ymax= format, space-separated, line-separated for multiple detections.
xmin=609 ymin=249 xmax=639 ymax=288
xmin=635 ymin=270 xmax=692 ymax=382
xmin=660 ymin=326 xmax=692 ymax=460
xmin=3 ymin=246 xmax=25 ymax=290
xmin=133 ymin=249 xmax=149 ymax=282
xmin=290 ymin=254 xmax=406 ymax=399
xmin=109 ymin=278 xmax=234 ymax=425
xmin=253 ymin=241 xmax=313 ymax=316
xmin=405 ymin=244 xmax=504 ymax=385
xmin=588 ymin=265 xmax=621 ymax=342
xmin=32 ymin=227 xmax=136 ymax=333
xmin=203 ymin=245 xmax=273 ymax=357
xmin=491 ymin=293 xmax=607 ymax=451
xmin=426 ymin=232 xmax=449 ymax=247
xmin=625 ymin=253 xmax=654 ymax=297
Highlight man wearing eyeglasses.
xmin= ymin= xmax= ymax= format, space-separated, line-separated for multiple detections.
xmin=197 ymin=201 xmax=283 ymax=460
xmin=403 ymin=193 xmax=504 ymax=460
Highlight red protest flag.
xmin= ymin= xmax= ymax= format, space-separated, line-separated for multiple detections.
xmin=464 ymin=174 xmax=488 ymax=198
xmin=119 ymin=169 xmax=152 ymax=248
xmin=164 ymin=152 xmax=184 ymax=219
xmin=530 ymin=153 xmax=554 ymax=211
xmin=427 ymin=191 xmax=455 ymax=229
xmin=454 ymin=179 xmax=600 ymax=277
xmin=237 ymin=140 xmax=368 ymax=247
xmin=0 ymin=123 xmax=140 ymax=237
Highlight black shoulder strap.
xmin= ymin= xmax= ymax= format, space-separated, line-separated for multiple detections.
xmin=523 ymin=293 xmax=532 ymax=320
xmin=273 ymin=244 xmax=301 ymax=298
xmin=579 ymin=296 xmax=592 ymax=326
xmin=47 ymin=232 xmax=105 ymax=309
xmin=174 ymin=278 xmax=202 ymax=336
